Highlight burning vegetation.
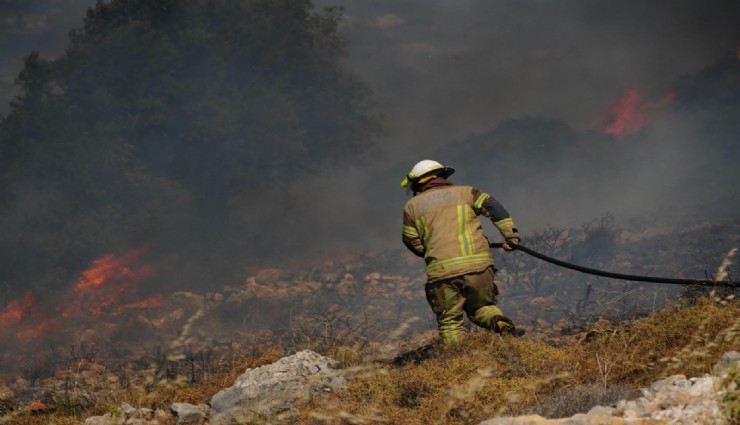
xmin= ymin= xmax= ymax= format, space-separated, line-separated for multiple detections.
xmin=0 ymin=214 xmax=736 ymax=424
xmin=59 ymin=247 xmax=157 ymax=318
xmin=0 ymin=0 xmax=739 ymax=424
xmin=594 ymin=88 xmax=675 ymax=137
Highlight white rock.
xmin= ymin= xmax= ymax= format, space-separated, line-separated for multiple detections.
xmin=210 ymin=350 xmax=346 ymax=425
xmin=586 ymin=405 xmax=615 ymax=416
xmin=686 ymin=376 xmax=716 ymax=397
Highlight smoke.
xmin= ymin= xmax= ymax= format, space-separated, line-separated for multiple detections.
xmin=0 ymin=1 xmax=93 ymax=113
xmin=0 ymin=1 xmax=738 ymax=308
xmin=322 ymin=0 xmax=739 ymax=140
xmin=0 ymin=1 xmax=738 ymax=386
xmin=310 ymin=0 xmax=740 ymax=231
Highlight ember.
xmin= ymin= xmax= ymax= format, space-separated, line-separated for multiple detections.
xmin=595 ymin=88 xmax=674 ymax=137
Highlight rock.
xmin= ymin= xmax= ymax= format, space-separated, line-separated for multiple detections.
xmin=128 ymin=407 xmax=154 ymax=420
xmin=84 ymin=403 xmax=161 ymax=425
xmin=477 ymin=351 xmax=738 ymax=425
xmin=364 ymin=272 xmax=381 ymax=282
xmin=713 ymin=351 xmax=739 ymax=378
xmin=478 ymin=414 xmax=550 ymax=425
xmin=170 ymin=402 xmax=209 ymax=425
xmin=654 ymin=385 xmax=693 ymax=409
xmin=650 ymin=374 xmax=686 ymax=393
xmin=209 ymin=350 xmax=346 ymax=425
xmin=640 ymin=387 xmax=655 ymax=402
xmin=121 ymin=402 xmax=135 ymax=415
xmin=586 ymin=405 xmax=614 ymax=416
xmin=686 ymin=376 xmax=715 ymax=397
xmin=84 ymin=413 xmax=126 ymax=425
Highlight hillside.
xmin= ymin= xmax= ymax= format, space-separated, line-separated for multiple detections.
xmin=0 ymin=216 xmax=737 ymax=424
xmin=289 ymin=296 xmax=739 ymax=424
xmin=2 ymin=294 xmax=738 ymax=424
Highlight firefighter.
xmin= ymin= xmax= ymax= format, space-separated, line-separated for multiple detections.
xmin=401 ymin=159 xmax=524 ymax=343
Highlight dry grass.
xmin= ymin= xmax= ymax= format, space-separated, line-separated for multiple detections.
xmin=2 ymin=347 xmax=289 ymax=425
xmin=3 ymin=294 xmax=737 ymax=425
xmin=292 ymin=294 xmax=738 ymax=424
xmin=572 ymin=293 xmax=739 ymax=384
xmin=2 ymin=416 xmax=84 ymax=425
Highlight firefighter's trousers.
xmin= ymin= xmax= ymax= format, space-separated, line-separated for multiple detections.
xmin=424 ymin=266 xmax=504 ymax=344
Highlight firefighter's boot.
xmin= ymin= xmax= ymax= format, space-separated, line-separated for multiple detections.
xmin=493 ymin=316 xmax=525 ymax=337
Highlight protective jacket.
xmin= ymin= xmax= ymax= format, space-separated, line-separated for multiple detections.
xmin=402 ymin=179 xmax=519 ymax=282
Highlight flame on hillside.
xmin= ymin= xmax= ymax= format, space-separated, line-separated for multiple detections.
xmin=0 ymin=293 xmax=35 ymax=330
xmin=595 ymin=88 xmax=674 ymax=137
xmin=59 ymin=246 xmax=157 ymax=318
xmin=0 ymin=293 xmax=58 ymax=340
xmin=117 ymin=294 xmax=165 ymax=312
xmin=1 ymin=247 xmax=161 ymax=341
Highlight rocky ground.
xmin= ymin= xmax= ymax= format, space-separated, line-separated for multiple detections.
xmin=73 ymin=350 xmax=740 ymax=425
xmin=0 ymin=218 xmax=737 ymax=423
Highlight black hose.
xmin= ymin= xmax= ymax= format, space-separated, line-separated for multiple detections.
xmin=489 ymin=242 xmax=737 ymax=287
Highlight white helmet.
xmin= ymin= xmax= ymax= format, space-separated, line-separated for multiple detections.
xmin=401 ymin=159 xmax=455 ymax=187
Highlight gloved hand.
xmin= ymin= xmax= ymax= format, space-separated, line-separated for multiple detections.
xmin=503 ymin=237 xmax=519 ymax=251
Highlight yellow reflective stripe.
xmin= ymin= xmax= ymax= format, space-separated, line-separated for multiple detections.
xmin=494 ymin=217 xmax=514 ymax=229
xmin=422 ymin=216 xmax=431 ymax=259
xmin=474 ymin=193 xmax=490 ymax=210
xmin=464 ymin=205 xmax=474 ymax=254
xmin=402 ymin=225 xmax=418 ymax=237
xmin=426 ymin=253 xmax=492 ymax=273
xmin=443 ymin=287 xmax=458 ymax=343
xmin=457 ymin=205 xmax=467 ymax=256
xmin=457 ymin=204 xmax=475 ymax=256
xmin=416 ymin=216 xmax=431 ymax=259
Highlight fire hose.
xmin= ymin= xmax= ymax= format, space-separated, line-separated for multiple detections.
xmin=489 ymin=242 xmax=738 ymax=287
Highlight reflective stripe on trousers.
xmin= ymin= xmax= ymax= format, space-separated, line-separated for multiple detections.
xmin=424 ymin=267 xmax=504 ymax=344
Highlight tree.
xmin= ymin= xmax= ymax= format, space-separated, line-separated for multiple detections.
xmin=0 ymin=0 xmax=381 ymax=295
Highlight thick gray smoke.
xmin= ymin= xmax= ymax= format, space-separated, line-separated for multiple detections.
xmin=0 ymin=0 xmax=737 ymax=385
xmin=0 ymin=0 xmax=738 ymax=291
xmin=312 ymin=0 xmax=740 ymax=235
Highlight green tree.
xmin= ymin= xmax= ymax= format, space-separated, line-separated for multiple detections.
xmin=0 ymin=0 xmax=380 ymax=295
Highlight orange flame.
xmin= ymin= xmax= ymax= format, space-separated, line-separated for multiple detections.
xmin=0 ymin=293 xmax=35 ymax=331
xmin=60 ymin=247 xmax=156 ymax=318
xmin=117 ymin=294 xmax=164 ymax=311
xmin=0 ymin=293 xmax=59 ymax=339
xmin=595 ymin=88 xmax=674 ymax=137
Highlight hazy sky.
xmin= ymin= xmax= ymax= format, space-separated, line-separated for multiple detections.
xmin=311 ymin=0 xmax=740 ymax=155
xmin=0 ymin=1 xmax=92 ymax=110
xmin=3 ymin=1 xmax=739 ymax=131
